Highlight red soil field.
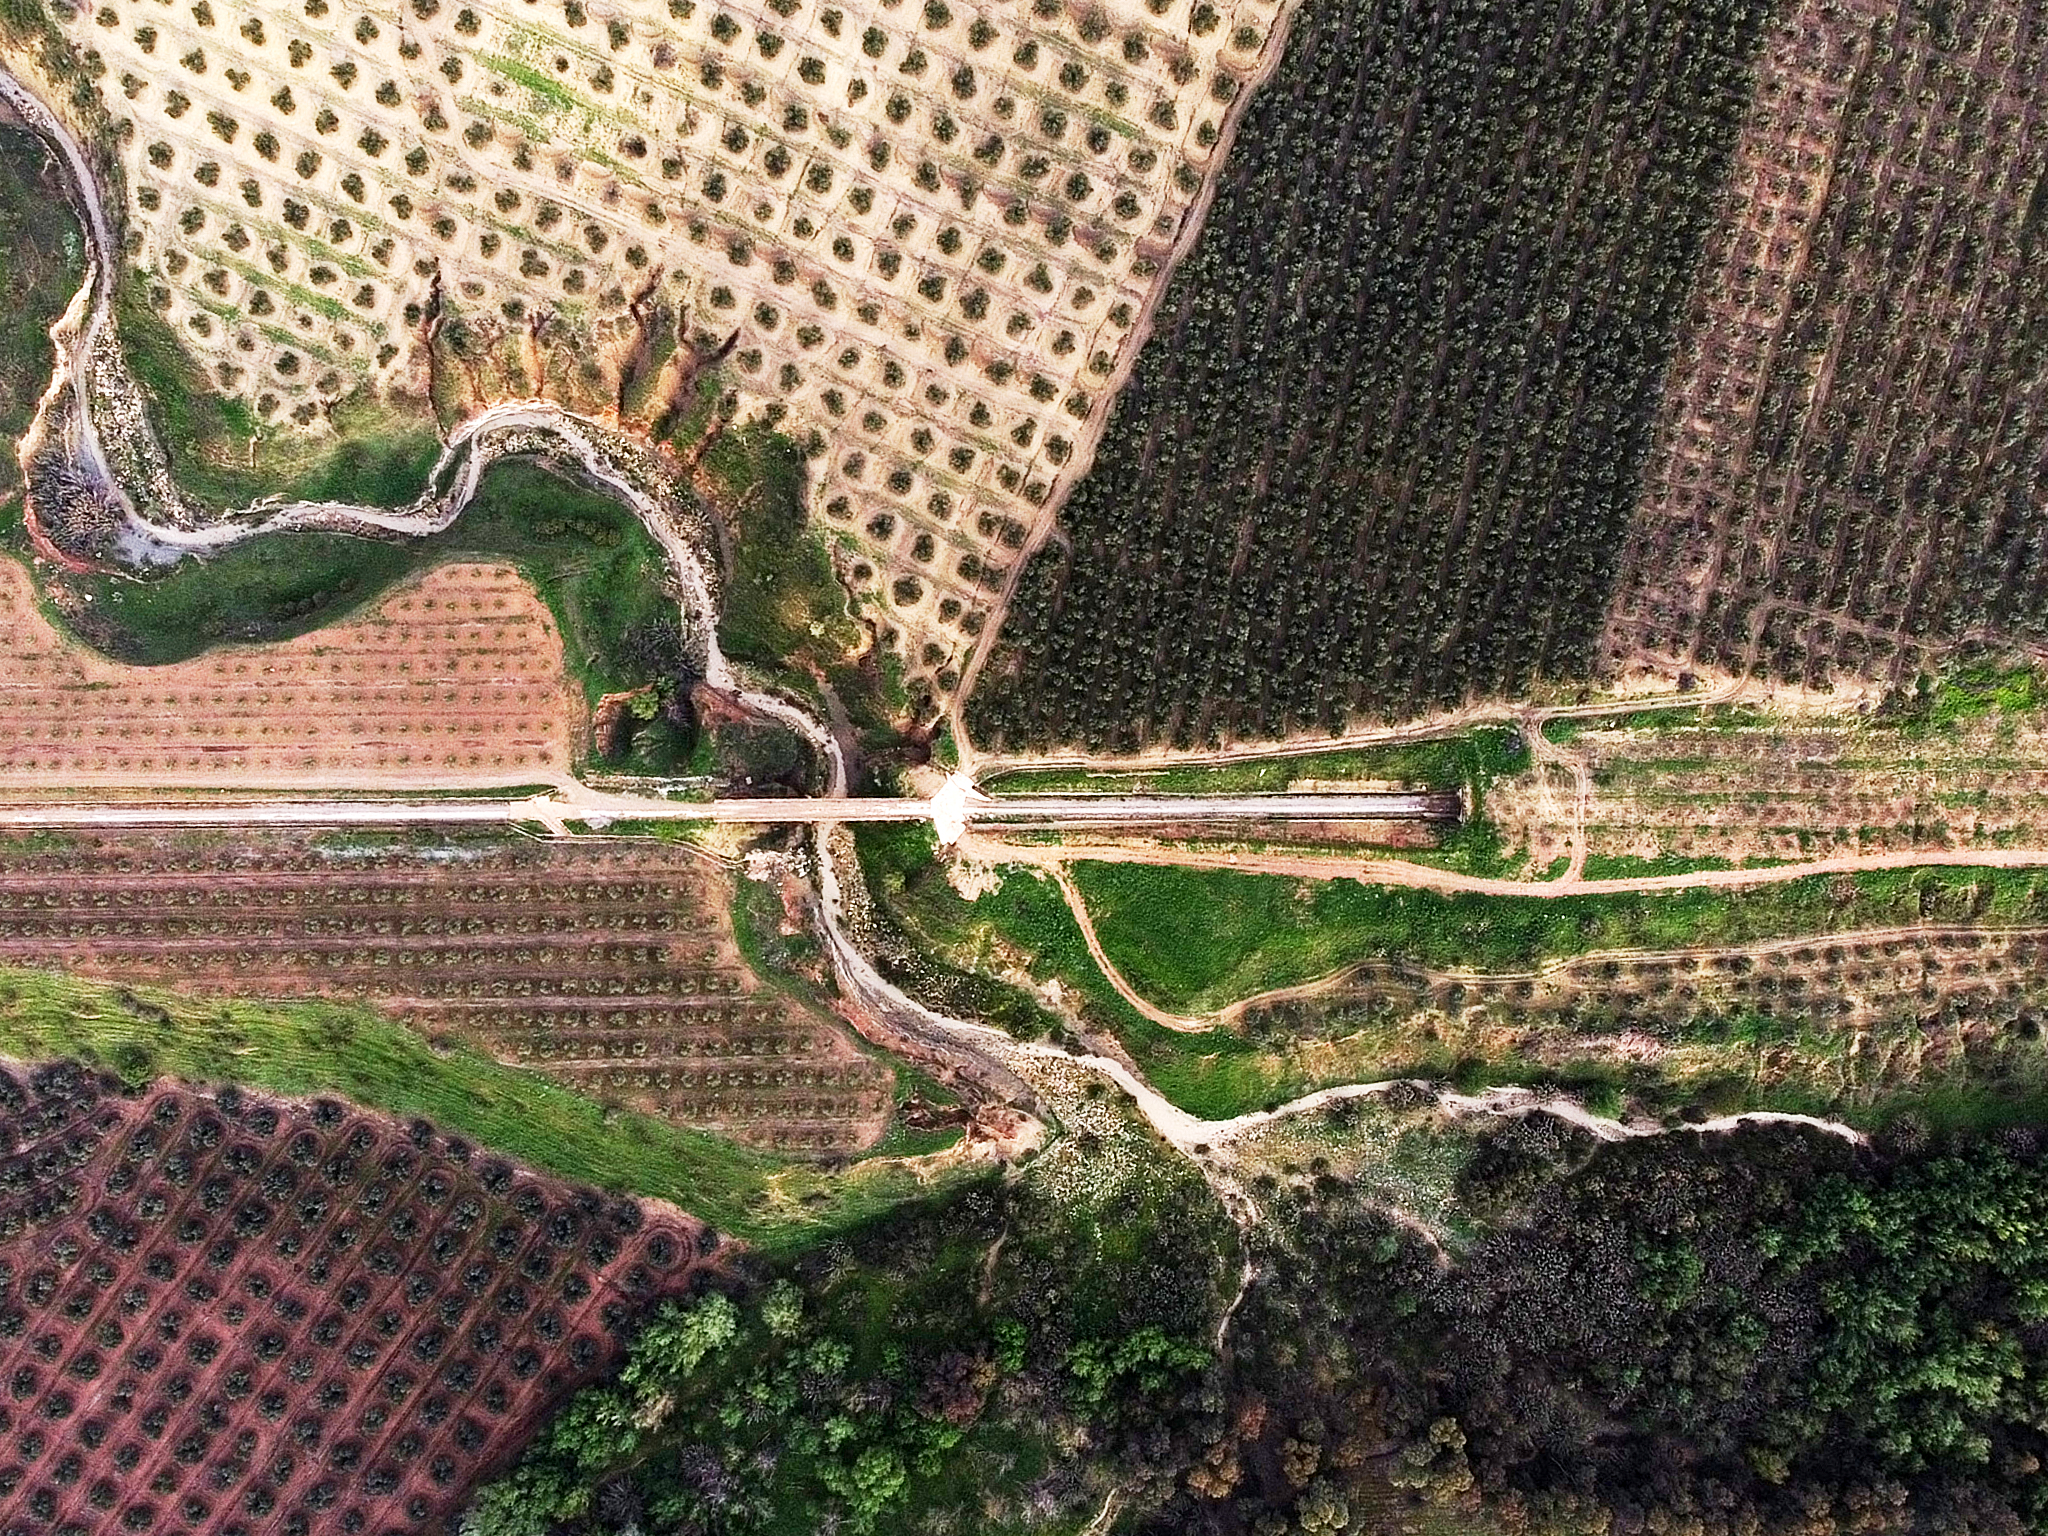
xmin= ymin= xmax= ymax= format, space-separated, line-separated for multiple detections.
xmin=0 ymin=562 xmax=573 ymax=788
xmin=0 ymin=830 xmax=894 ymax=1153
xmin=0 ymin=1060 xmax=722 ymax=1536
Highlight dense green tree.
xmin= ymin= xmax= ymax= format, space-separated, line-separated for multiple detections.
xmin=971 ymin=0 xmax=1774 ymax=750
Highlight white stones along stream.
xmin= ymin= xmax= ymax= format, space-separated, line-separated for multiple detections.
xmin=0 ymin=61 xmax=1869 ymax=1240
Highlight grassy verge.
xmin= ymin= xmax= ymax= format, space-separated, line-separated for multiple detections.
xmin=1068 ymin=861 xmax=2048 ymax=1015
xmin=0 ymin=960 xmax=947 ymax=1251
xmin=1542 ymin=702 xmax=1773 ymax=744
xmin=986 ymin=727 xmax=1525 ymax=876
xmin=986 ymin=726 xmax=1523 ymax=797
xmin=703 ymin=425 xmax=913 ymax=761
xmin=856 ymin=824 xmax=1353 ymax=1116
xmin=853 ymin=823 xmax=1073 ymax=1044
xmin=113 ymin=276 xmax=440 ymax=512
xmin=1575 ymin=852 xmax=1783 ymax=879
xmin=985 ymin=740 xmax=1477 ymax=796
xmin=55 ymin=527 xmax=417 ymax=659
xmin=0 ymin=123 xmax=84 ymax=498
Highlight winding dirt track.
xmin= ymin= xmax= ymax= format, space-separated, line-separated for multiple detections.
xmin=975 ymin=832 xmax=2048 ymax=900
xmin=988 ymin=832 xmax=2048 ymax=1037
xmin=1050 ymin=864 xmax=1210 ymax=1031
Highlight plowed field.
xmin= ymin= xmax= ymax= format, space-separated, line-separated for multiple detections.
xmin=0 ymin=560 xmax=572 ymax=787
xmin=1237 ymin=923 xmax=2048 ymax=1110
xmin=1494 ymin=705 xmax=2048 ymax=872
xmin=0 ymin=1061 xmax=721 ymax=1536
xmin=0 ymin=830 xmax=892 ymax=1153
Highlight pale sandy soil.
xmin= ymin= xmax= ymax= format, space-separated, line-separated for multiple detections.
xmin=51 ymin=0 xmax=1286 ymax=700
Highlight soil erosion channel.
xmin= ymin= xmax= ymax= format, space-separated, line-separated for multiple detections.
xmin=0 ymin=61 xmax=1867 ymax=1223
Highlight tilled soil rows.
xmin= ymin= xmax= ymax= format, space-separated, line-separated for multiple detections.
xmin=1490 ymin=712 xmax=2048 ymax=872
xmin=0 ymin=830 xmax=894 ymax=1152
xmin=0 ymin=1060 xmax=724 ymax=1536
xmin=0 ymin=562 xmax=573 ymax=788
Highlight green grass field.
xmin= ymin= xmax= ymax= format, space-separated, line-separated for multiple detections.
xmin=0 ymin=960 xmax=950 ymax=1251
xmin=704 ymin=424 xmax=854 ymax=674
xmin=0 ymin=123 xmax=84 ymax=498
xmin=1068 ymin=861 xmax=2048 ymax=1015
xmin=857 ymin=824 xmax=1371 ymax=1116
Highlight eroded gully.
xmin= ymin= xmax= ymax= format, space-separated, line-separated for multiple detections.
xmin=0 ymin=62 xmax=1869 ymax=1228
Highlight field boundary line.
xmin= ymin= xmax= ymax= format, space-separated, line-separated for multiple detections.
xmin=973 ymin=835 xmax=2048 ymax=1031
xmin=948 ymin=0 xmax=1310 ymax=764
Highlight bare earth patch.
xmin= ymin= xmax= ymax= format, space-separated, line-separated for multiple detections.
xmin=0 ymin=559 xmax=574 ymax=787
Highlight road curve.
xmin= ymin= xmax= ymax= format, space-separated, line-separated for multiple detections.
xmin=974 ymin=834 xmax=2048 ymax=899
xmin=0 ymin=59 xmax=1887 ymax=1197
xmin=1048 ymin=865 xmax=1210 ymax=1032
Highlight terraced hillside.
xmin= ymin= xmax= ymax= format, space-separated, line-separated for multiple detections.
xmin=51 ymin=0 xmax=1283 ymax=702
xmin=1235 ymin=922 xmax=2048 ymax=1113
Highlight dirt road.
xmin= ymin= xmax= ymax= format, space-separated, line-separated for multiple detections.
xmin=1049 ymin=865 xmax=1210 ymax=1031
xmin=979 ymin=830 xmax=2048 ymax=1034
xmin=972 ymin=832 xmax=2048 ymax=900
